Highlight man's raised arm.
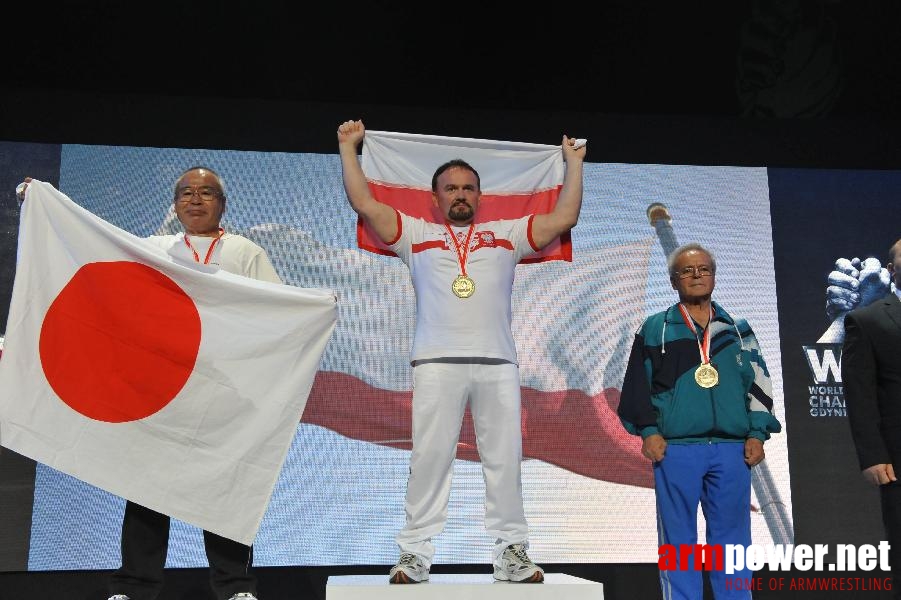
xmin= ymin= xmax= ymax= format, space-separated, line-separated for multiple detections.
xmin=337 ymin=119 xmax=398 ymax=245
xmin=530 ymin=135 xmax=586 ymax=250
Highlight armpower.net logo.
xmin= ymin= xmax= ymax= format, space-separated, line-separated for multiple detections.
xmin=659 ymin=543 xmax=892 ymax=592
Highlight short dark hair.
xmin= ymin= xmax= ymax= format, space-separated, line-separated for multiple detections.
xmin=173 ymin=166 xmax=227 ymax=203
xmin=431 ymin=159 xmax=481 ymax=192
xmin=889 ymin=239 xmax=901 ymax=263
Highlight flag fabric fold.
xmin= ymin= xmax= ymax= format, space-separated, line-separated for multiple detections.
xmin=292 ymin=233 xmax=656 ymax=488
xmin=359 ymin=130 xmax=571 ymax=263
xmin=0 ymin=181 xmax=337 ymax=545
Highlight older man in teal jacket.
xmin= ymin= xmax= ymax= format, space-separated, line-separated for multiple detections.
xmin=618 ymin=242 xmax=781 ymax=600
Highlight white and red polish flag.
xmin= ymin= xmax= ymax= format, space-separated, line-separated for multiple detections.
xmin=0 ymin=181 xmax=337 ymax=545
xmin=285 ymin=234 xmax=654 ymax=488
xmin=359 ymin=130 xmax=571 ymax=263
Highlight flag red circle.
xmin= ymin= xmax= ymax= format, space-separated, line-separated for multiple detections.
xmin=39 ymin=261 xmax=201 ymax=422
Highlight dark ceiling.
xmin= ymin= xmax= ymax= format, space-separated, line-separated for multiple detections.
xmin=3 ymin=1 xmax=899 ymax=120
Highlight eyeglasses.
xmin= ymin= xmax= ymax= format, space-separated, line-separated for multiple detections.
xmin=674 ymin=265 xmax=715 ymax=279
xmin=176 ymin=186 xmax=222 ymax=203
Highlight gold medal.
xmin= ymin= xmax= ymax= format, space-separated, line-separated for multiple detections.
xmin=695 ymin=363 xmax=719 ymax=388
xmin=677 ymin=303 xmax=719 ymax=389
xmin=445 ymin=223 xmax=476 ymax=299
xmin=452 ymin=274 xmax=475 ymax=298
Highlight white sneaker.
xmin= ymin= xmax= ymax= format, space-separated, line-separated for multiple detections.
xmin=107 ymin=596 xmax=131 ymax=600
xmin=493 ymin=543 xmax=544 ymax=582
xmin=227 ymin=594 xmax=258 ymax=600
xmin=389 ymin=552 xmax=429 ymax=583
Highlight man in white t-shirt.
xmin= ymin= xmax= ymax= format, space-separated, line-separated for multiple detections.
xmin=112 ymin=167 xmax=277 ymax=600
xmin=19 ymin=166 xmax=274 ymax=600
xmin=337 ymin=120 xmax=586 ymax=584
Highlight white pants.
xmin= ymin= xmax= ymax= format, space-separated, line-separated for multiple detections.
xmin=396 ymin=362 xmax=529 ymax=565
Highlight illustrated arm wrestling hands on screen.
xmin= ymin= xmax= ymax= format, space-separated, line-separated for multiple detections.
xmin=826 ymin=256 xmax=890 ymax=321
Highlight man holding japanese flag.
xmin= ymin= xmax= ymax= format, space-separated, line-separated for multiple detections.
xmin=337 ymin=119 xmax=586 ymax=584
xmin=7 ymin=168 xmax=336 ymax=600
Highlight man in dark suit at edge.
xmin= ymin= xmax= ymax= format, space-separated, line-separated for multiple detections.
xmin=843 ymin=237 xmax=901 ymax=599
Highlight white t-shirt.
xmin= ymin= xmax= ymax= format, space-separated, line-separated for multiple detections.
xmin=145 ymin=232 xmax=282 ymax=284
xmin=389 ymin=212 xmax=538 ymax=363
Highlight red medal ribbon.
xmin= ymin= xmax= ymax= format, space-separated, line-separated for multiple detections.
xmin=678 ymin=303 xmax=713 ymax=365
xmin=183 ymin=228 xmax=225 ymax=265
xmin=444 ymin=223 xmax=475 ymax=277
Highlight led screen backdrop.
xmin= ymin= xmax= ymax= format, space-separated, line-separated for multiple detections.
xmin=2 ymin=142 xmax=791 ymax=569
xmin=769 ymin=167 xmax=901 ymax=550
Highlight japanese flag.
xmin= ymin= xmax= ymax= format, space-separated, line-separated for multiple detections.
xmin=0 ymin=180 xmax=337 ymax=545
xmin=359 ymin=130 xmax=571 ymax=263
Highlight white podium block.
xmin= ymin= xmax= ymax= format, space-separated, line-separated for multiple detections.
xmin=326 ymin=573 xmax=604 ymax=600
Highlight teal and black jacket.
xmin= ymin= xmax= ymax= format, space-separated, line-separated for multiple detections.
xmin=617 ymin=301 xmax=781 ymax=444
